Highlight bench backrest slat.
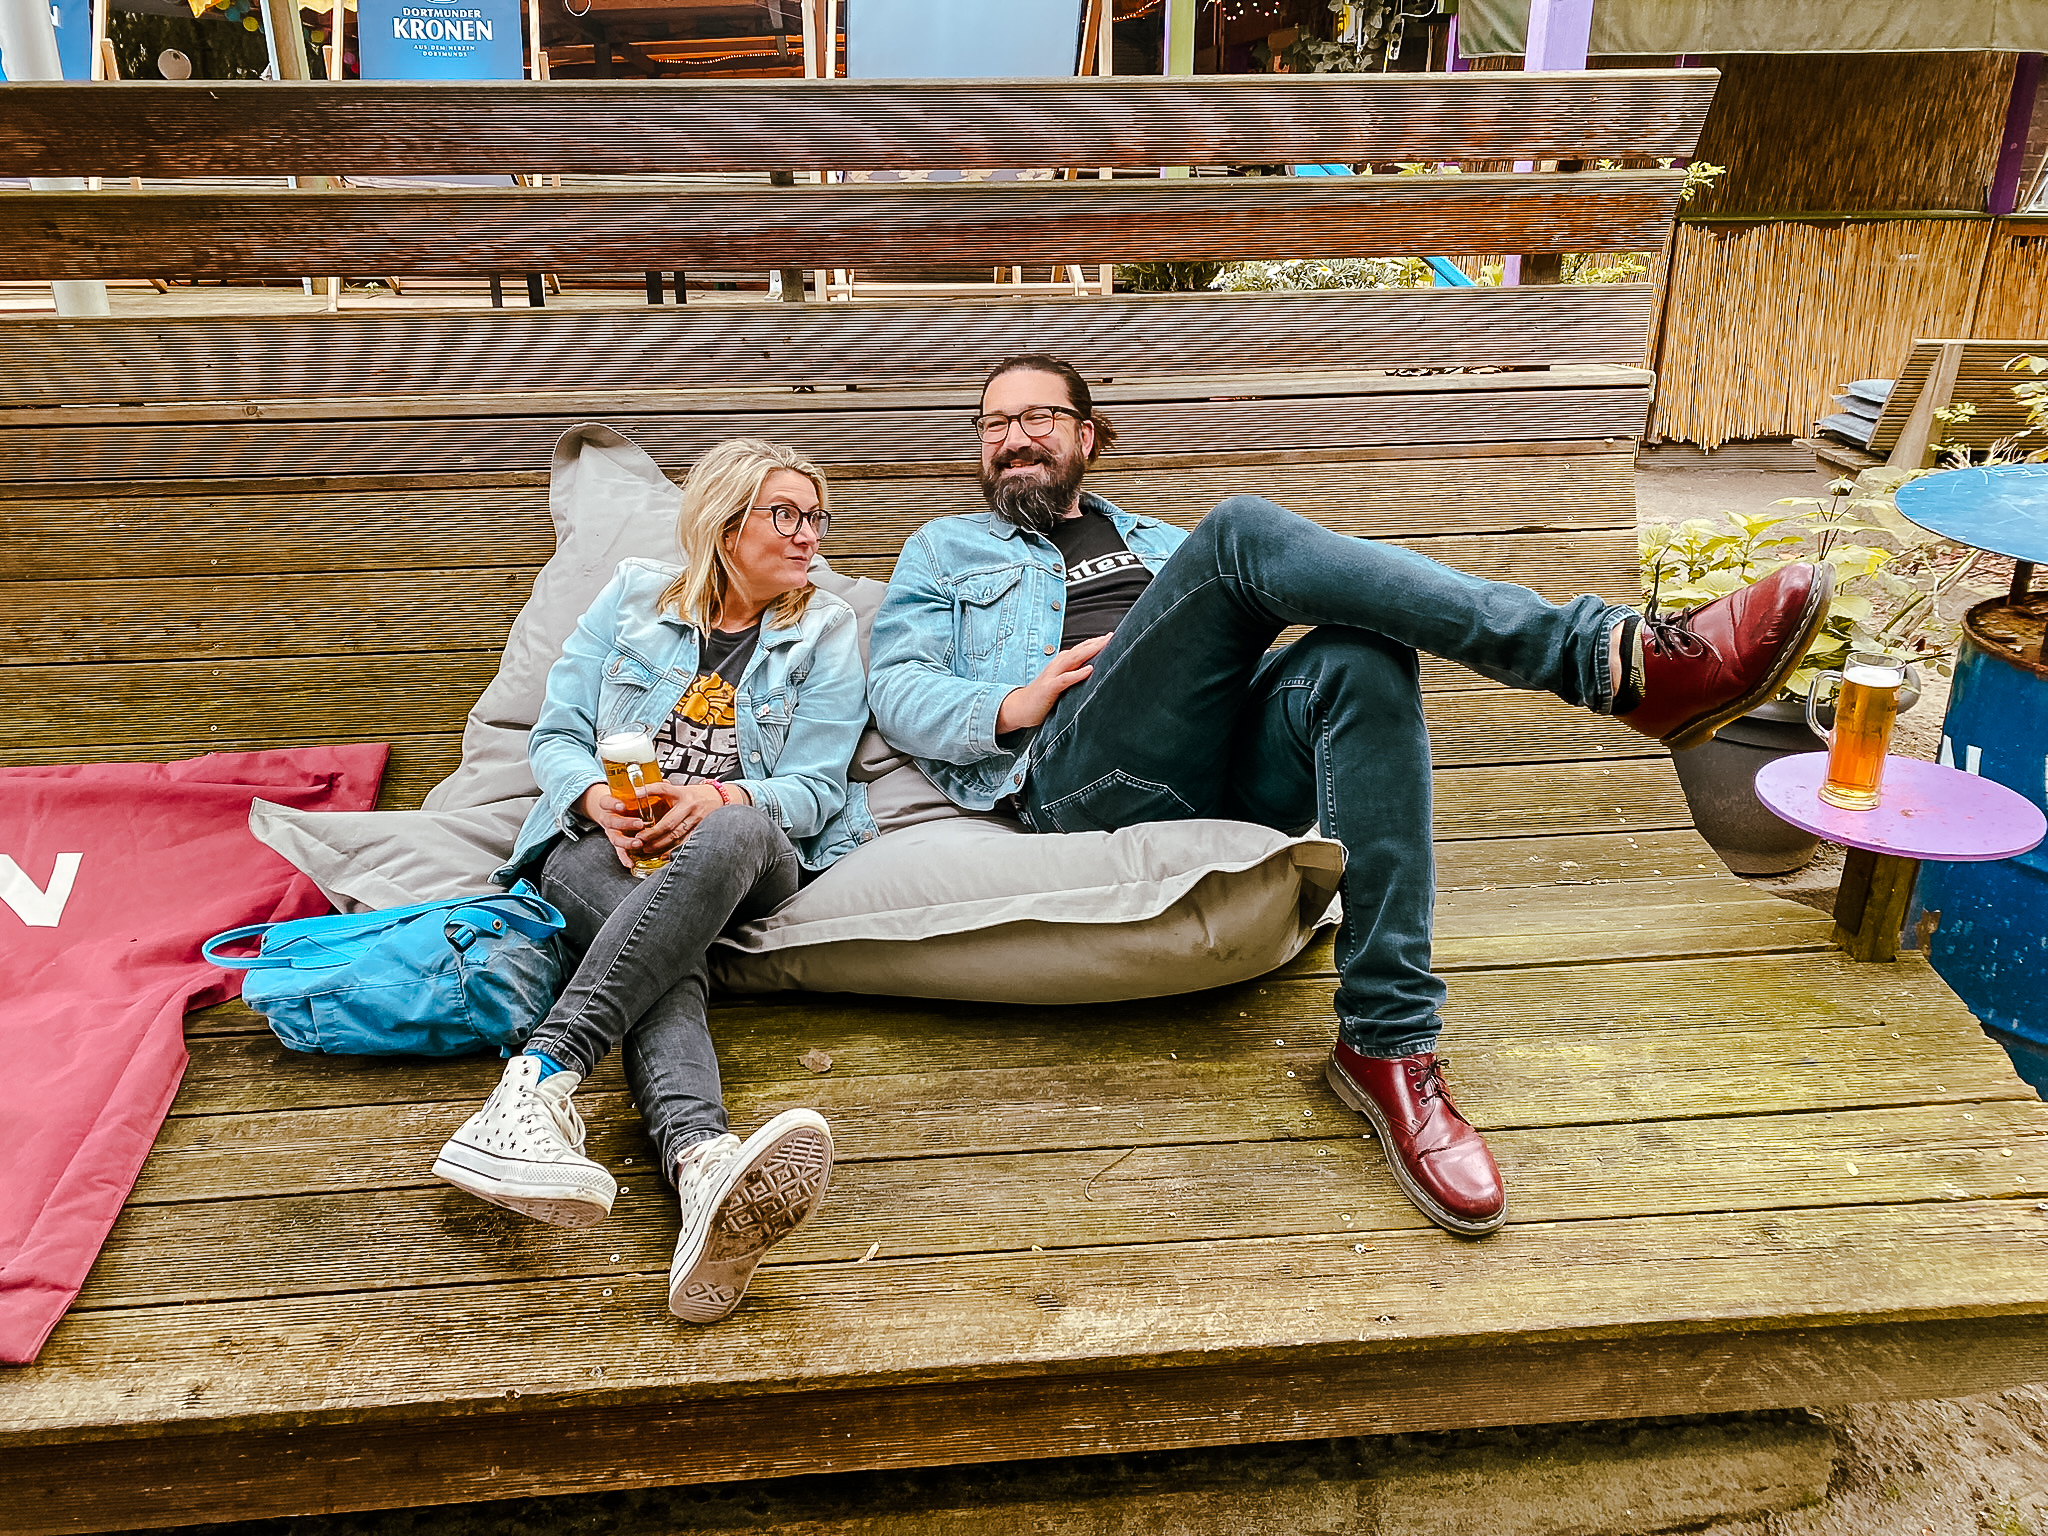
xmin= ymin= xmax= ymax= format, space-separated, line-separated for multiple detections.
xmin=0 ymin=173 xmax=1685 ymax=283
xmin=0 ymin=73 xmax=1717 ymax=177
xmin=0 ymin=287 xmax=1652 ymax=408
xmin=0 ymin=377 xmax=1650 ymax=482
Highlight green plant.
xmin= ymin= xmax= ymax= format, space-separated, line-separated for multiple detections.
xmin=1210 ymin=257 xmax=1429 ymax=292
xmin=1999 ymin=353 xmax=2048 ymax=462
xmin=1118 ymin=261 xmax=1225 ymax=294
xmin=1639 ymin=479 xmax=1991 ymax=698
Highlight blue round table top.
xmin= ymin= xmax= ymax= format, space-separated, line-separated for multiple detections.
xmin=1893 ymin=462 xmax=2048 ymax=565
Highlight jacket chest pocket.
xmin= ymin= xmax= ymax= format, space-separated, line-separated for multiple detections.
xmin=954 ymin=568 xmax=1026 ymax=662
xmin=597 ymin=654 xmax=664 ymax=735
xmin=747 ymin=688 xmax=794 ymax=761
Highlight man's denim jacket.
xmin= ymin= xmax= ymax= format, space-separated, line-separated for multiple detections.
xmin=868 ymin=494 xmax=1186 ymax=811
xmin=498 ymin=558 xmax=875 ymax=881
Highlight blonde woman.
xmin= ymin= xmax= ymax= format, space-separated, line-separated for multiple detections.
xmin=433 ymin=438 xmax=868 ymax=1325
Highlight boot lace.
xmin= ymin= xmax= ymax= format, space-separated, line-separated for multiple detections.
xmin=1641 ymin=564 xmax=1721 ymax=663
xmin=1404 ymin=1055 xmax=1473 ymax=1128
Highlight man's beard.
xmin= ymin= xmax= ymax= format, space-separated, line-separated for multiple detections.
xmin=978 ymin=443 xmax=1087 ymax=535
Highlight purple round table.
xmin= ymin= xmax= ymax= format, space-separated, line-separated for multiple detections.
xmin=1754 ymin=753 xmax=2047 ymax=960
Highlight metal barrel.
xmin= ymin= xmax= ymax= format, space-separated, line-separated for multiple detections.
xmin=1916 ymin=595 xmax=2048 ymax=1093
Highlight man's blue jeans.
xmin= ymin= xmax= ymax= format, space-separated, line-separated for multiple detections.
xmin=1021 ymin=495 xmax=1632 ymax=1058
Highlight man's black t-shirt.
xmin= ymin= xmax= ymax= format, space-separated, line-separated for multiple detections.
xmin=1046 ymin=510 xmax=1152 ymax=649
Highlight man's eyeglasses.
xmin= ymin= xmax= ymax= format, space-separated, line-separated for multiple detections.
xmin=750 ymin=503 xmax=831 ymax=539
xmin=970 ymin=405 xmax=1085 ymax=444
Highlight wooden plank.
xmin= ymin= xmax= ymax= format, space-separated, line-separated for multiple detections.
xmin=0 ymin=654 xmax=499 ymax=748
xmin=1433 ymin=827 xmax=1726 ymax=888
xmin=0 ymin=639 xmax=1634 ymax=760
xmin=0 ymin=733 xmax=464 ymax=812
xmin=0 ymin=173 xmax=1688 ymax=282
xmin=1433 ymin=757 xmax=1688 ymax=841
xmin=0 ymin=74 xmax=1719 ymax=176
xmin=0 ymin=568 xmax=538 ymax=665
xmin=158 ymin=951 xmax=2023 ymax=1136
xmin=0 ymin=530 xmax=1631 ymax=666
xmin=1884 ymin=341 xmax=1965 ymax=470
xmin=5 ymin=736 xmax=1665 ymax=824
xmin=8 ymin=1200 xmax=2047 ymax=1445
xmin=3 ymin=1315 xmax=2044 ymax=1536
xmin=0 ymin=288 xmax=1658 ymax=408
xmin=0 ymin=384 xmax=1652 ymax=483
xmin=72 ymin=1102 xmax=2048 ymax=1311
xmin=0 ymin=366 xmax=1654 ymax=436
xmin=0 ymin=451 xmax=1638 ymax=581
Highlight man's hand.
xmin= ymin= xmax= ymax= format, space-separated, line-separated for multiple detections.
xmin=577 ymin=779 xmax=749 ymax=868
xmin=996 ymin=633 xmax=1111 ymax=735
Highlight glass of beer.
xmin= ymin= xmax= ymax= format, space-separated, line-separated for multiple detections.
xmin=1804 ymin=653 xmax=1907 ymax=811
xmin=596 ymin=730 xmax=669 ymax=877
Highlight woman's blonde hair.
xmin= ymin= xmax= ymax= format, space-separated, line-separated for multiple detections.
xmin=660 ymin=438 xmax=831 ymax=632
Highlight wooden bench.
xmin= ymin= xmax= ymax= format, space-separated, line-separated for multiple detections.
xmin=4 ymin=71 xmax=2048 ymax=1536
xmin=1804 ymin=336 xmax=2048 ymax=475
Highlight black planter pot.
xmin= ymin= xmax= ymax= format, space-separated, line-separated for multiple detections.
xmin=1670 ymin=675 xmax=1921 ymax=876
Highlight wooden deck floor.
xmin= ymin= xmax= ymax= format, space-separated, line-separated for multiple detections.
xmin=5 ymin=811 xmax=2047 ymax=1536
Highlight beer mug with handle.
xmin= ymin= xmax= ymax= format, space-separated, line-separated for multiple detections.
xmin=1805 ymin=652 xmax=1907 ymax=810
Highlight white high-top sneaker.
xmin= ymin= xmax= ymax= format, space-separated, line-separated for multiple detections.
xmin=669 ymin=1109 xmax=834 ymax=1324
xmin=432 ymin=1054 xmax=617 ymax=1228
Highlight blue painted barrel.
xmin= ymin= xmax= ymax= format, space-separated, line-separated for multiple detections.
xmin=1917 ymin=598 xmax=2048 ymax=1094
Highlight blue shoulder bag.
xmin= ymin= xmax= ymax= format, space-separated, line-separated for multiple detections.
xmin=204 ymin=885 xmax=569 ymax=1058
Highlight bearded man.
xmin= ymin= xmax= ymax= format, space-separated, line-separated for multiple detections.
xmin=867 ymin=353 xmax=1829 ymax=1236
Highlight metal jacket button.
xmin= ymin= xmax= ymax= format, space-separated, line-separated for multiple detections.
xmin=1043 ymin=644 xmax=1056 ymax=655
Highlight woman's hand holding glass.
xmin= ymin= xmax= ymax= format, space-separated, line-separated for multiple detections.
xmin=578 ymin=778 xmax=751 ymax=869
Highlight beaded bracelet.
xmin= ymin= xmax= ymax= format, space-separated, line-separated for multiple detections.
xmin=709 ymin=778 xmax=736 ymax=807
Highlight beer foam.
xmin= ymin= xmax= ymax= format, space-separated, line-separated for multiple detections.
xmin=597 ymin=730 xmax=657 ymax=763
xmin=1843 ymin=663 xmax=1903 ymax=688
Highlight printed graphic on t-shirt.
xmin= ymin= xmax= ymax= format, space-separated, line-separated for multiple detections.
xmin=653 ymin=672 xmax=741 ymax=784
xmin=1047 ymin=510 xmax=1153 ymax=647
xmin=650 ymin=622 xmax=759 ymax=785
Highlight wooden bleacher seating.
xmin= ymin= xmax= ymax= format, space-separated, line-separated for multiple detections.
xmin=1805 ymin=335 xmax=2048 ymax=475
xmin=3 ymin=70 xmax=2047 ymax=1536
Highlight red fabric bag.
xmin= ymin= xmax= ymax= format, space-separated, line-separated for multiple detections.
xmin=0 ymin=746 xmax=387 ymax=1364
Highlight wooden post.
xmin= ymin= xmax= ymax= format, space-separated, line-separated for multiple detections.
xmin=1989 ymin=54 xmax=2043 ymax=218
xmin=1886 ymin=341 xmax=1967 ymax=470
xmin=527 ymin=0 xmax=542 ymax=79
xmin=1832 ymin=847 xmax=1920 ymax=963
xmin=89 ymin=0 xmax=108 ymax=78
xmin=1161 ymin=0 xmax=1193 ymax=180
xmin=1097 ymin=0 xmax=1113 ymax=294
xmin=263 ymin=0 xmax=312 ymax=76
xmin=1503 ymin=0 xmax=1593 ymax=287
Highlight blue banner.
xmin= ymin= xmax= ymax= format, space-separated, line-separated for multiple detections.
xmin=845 ymin=0 xmax=1083 ymax=78
xmin=358 ymin=0 xmax=523 ymax=79
xmin=0 ymin=0 xmax=94 ymax=80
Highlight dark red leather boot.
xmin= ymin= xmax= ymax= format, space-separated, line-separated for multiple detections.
xmin=1618 ymin=561 xmax=1833 ymax=751
xmin=1327 ymin=1043 xmax=1506 ymax=1237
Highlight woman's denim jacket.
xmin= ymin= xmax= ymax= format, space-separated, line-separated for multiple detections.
xmin=497 ymin=558 xmax=875 ymax=882
xmin=867 ymin=494 xmax=1186 ymax=811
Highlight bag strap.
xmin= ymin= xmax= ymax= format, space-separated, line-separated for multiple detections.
xmin=452 ymin=892 xmax=567 ymax=944
xmin=202 ymin=924 xmax=294 ymax=970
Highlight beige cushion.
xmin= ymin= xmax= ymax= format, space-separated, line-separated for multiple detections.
xmin=248 ymin=423 xmax=682 ymax=910
xmin=711 ymin=817 xmax=1344 ymax=1004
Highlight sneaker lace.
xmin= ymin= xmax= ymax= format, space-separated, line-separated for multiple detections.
xmin=508 ymin=1079 xmax=585 ymax=1155
xmin=677 ymin=1137 xmax=741 ymax=1223
xmin=1642 ymin=565 xmax=1721 ymax=663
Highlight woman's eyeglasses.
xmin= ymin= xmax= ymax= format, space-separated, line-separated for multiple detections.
xmin=969 ymin=405 xmax=1084 ymax=443
xmin=750 ymin=503 xmax=831 ymax=539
